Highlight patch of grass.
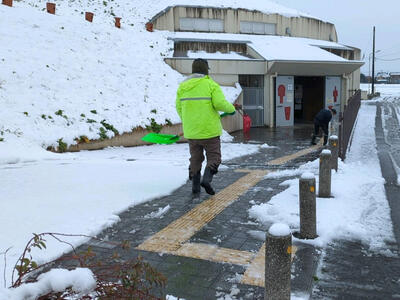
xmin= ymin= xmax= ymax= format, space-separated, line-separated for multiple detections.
xmin=150 ymin=109 xmax=157 ymax=114
xmin=57 ymin=138 xmax=67 ymax=153
xmin=165 ymin=119 xmax=172 ymax=126
xmin=90 ymin=110 xmax=97 ymax=114
xmin=41 ymin=114 xmax=47 ymax=120
xmin=55 ymin=109 xmax=63 ymax=116
xmin=99 ymin=127 xmax=108 ymax=140
xmin=100 ymin=120 xmax=119 ymax=135
xmin=87 ymin=119 xmax=97 ymax=124
xmin=146 ymin=118 xmax=162 ymax=133
xmin=23 ymin=112 xmax=29 ymax=116
xmin=80 ymin=113 xmax=86 ymax=118
xmin=0 ymin=137 xmax=4 ymax=142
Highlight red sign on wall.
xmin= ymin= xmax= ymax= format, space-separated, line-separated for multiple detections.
xmin=333 ymin=86 xmax=338 ymax=103
xmin=278 ymin=85 xmax=286 ymax=104
xmin=284 ymin=106 xmax=291 ymax=120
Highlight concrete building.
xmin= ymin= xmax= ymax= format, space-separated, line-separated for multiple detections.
xmin=148 ymin=4 xmax=363 ymax=128
xmin=390 ymin=72 xmax=400 ymax=84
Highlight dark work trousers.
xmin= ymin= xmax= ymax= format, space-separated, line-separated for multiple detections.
xmin=188 ymin=136 xmax=221 ymax=178
xmin=314 ymin=120 xmax=329 ymax=144
xmin=314 ymin=120 xmax=329 ymax=136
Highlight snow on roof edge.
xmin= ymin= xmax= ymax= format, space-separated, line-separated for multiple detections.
xmin=148 ymin=4 xmax=328 ymax=24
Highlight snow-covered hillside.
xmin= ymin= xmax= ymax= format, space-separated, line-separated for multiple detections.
xmin=0 ymin=3 xmax=184 ymax=151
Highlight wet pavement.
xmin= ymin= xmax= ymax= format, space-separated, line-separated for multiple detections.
xmin=48 ymin=112 xmax=400 ymax=299
xmin=311 ymin=100 xmax=400 ymax=300
xmin=49 ymin=124 xmax=324 ymax=299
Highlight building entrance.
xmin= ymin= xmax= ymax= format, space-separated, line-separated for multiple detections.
xmin=293 ymin=76 xmax=325 ymax=123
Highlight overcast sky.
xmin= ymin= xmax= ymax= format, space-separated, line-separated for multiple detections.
xmin=272 ymin=0 xmax=400 ymax=75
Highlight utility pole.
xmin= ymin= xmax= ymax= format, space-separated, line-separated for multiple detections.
xmin=372 ymin=26 xmax=376 ymax=95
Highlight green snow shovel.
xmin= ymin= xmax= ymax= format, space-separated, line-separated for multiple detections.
xmin=141 ymin=111 xmax=235 ymax=145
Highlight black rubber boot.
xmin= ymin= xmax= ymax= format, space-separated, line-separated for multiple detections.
xmin=323 ymin=134 xmax=328 ymax=146
xmin=192 ymin=171 xmax=201 ymax=198
xmin=201 ymin=167 xmax=215 ymax=195
xmin=311 ymin=135 xmax=317 ymax=145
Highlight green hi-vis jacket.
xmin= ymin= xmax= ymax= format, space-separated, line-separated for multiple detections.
xmin=176 ymin=75 xmax=235 ymax=139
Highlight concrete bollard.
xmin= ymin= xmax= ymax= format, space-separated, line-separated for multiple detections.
xmin=319 ymin=150 xmax=332 ymax=198
xmin=265 ymin=223 xmax=292 ymax=300
xmin=299 ymin=173 xmax=317 ymax=239
xmin=328 ymin=135 xmax=339 ymax=172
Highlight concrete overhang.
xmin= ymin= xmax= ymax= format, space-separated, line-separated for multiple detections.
xmin=267 ymin=60 xmax=364 ymax=76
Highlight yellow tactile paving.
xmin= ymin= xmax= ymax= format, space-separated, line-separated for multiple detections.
xmin=136 ymin=145 xmax=316 ymax=287
xmin=241 ymin=244 xmax=297 ymax=287
xmin=136 ymin=169 xmax=269 ymax=253
xmin=267 ymin=144 xmax=320 ymax=166
xmin=175 ymin=243 xmax=256 ymax=266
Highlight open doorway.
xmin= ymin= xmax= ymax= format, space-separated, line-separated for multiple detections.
xmin=294 ymin=77 xmax=324 ymax=123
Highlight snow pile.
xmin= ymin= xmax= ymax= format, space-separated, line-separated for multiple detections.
xmin=0 ymin=134 xmax=63 ymax=164
xmin=144 ymin=205 xmax=171 ymax=218
xmin=250 ymin=104 xmax=395 ymax=252
xmin=0 ymin=268 xmax=96 ymax=300
xmin=268 ymin=223 xmax=291 ymax=236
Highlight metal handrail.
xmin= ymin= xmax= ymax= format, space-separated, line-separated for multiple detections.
xmin=338 ymin=89 xmax=361 ymax=160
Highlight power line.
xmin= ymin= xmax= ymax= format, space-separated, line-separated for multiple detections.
xmin=376 ymin=57 xmax=400 ymax=61
xmin=377 ymin=50 xmax=400 ymax=57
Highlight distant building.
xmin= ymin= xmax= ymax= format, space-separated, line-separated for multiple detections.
xmin=149 ymin=2 xmax=363 ymax=127
xmin=375 ymin=71 xmax=390 ymax=84
xmin=390 ymin=72 xmax=400 ymax=84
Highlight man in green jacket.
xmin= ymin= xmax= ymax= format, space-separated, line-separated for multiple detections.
xmin=176 ymin=58 xmax=236 ymax=198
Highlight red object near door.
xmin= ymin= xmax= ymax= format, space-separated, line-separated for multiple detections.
xmin=284 ymin=106 xmax=291 ymax=121
xmin=278 ymin=85 xmax=286 ymax=104
xmin=243 ymin=114 xmax=251 ymax=134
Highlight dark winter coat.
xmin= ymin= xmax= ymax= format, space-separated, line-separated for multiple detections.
xmin=314 ymin=109 xmax=333 ymax=125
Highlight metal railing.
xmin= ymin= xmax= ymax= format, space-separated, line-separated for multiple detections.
xmin=338 ymin=89 xmax=361 ymax=160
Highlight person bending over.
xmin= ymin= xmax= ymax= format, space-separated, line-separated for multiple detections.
xmin=311 ymin=107 xmax=337 ymax=146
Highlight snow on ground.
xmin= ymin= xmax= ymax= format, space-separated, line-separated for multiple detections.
xmin=0 ymin=3 xmax=242 ymax=152
xmin=0 ymin=141 xmax=261 ymax=291
xmin=361 ymin=83 xmax=400 ymax=97
xmin=249 ymin=102 xmax=395 ymax=253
